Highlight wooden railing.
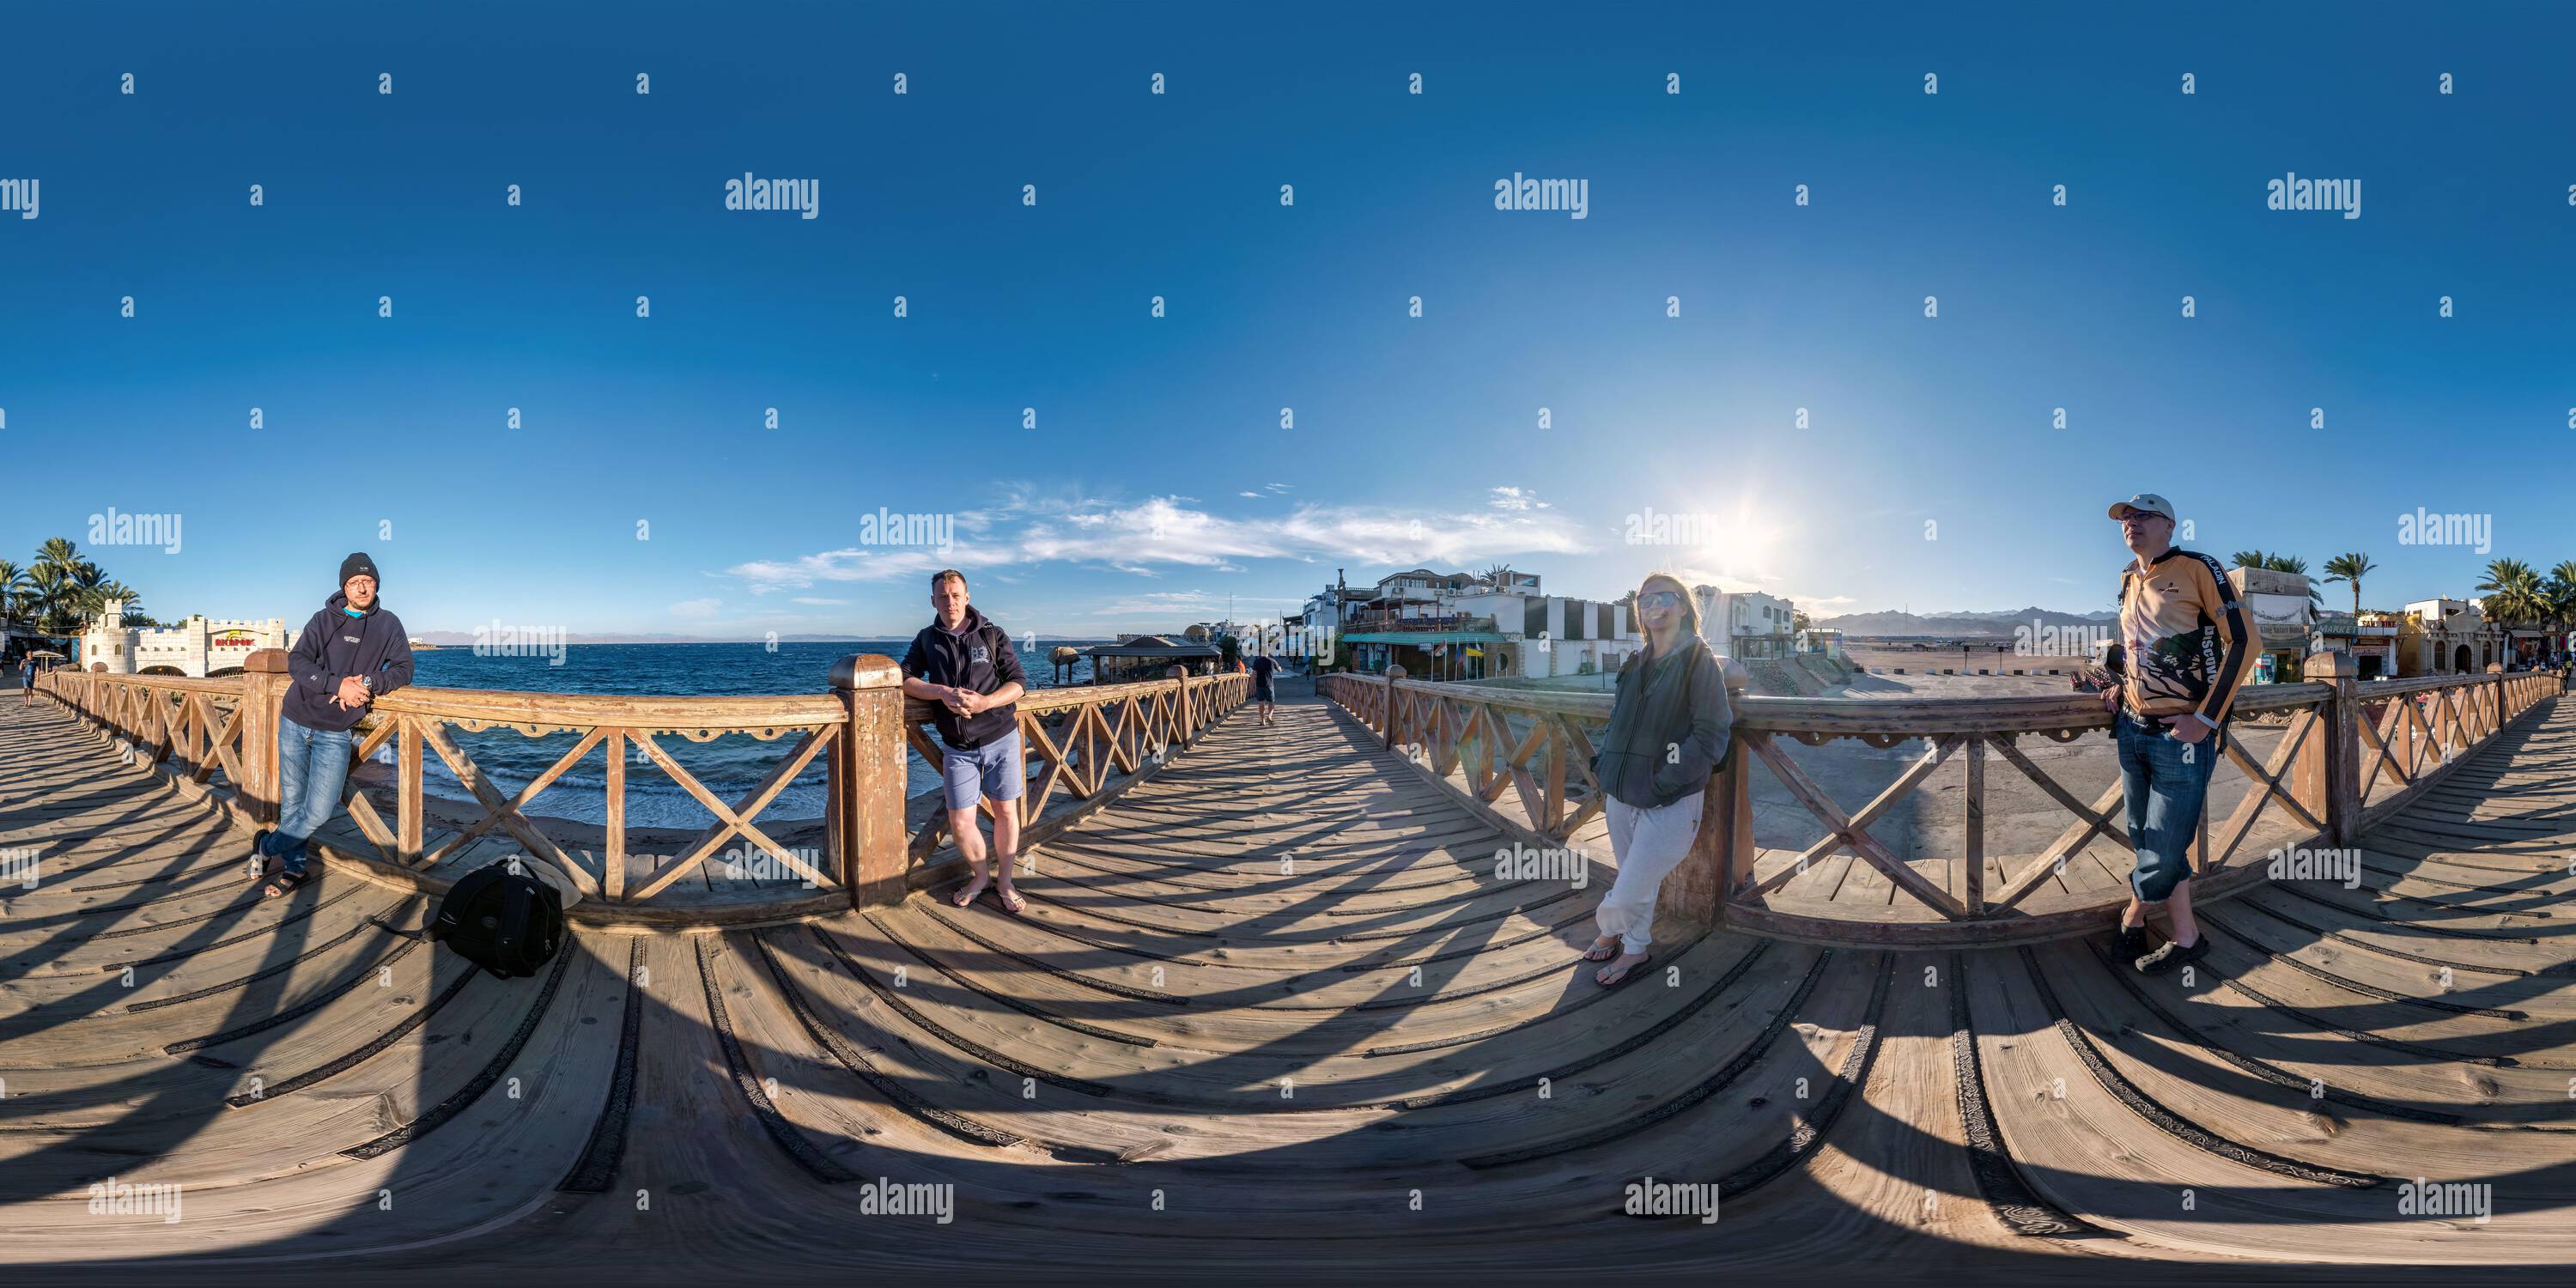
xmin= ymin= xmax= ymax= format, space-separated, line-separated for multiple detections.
xmin=35 ymin=653 xmax=1247 ymax=927
xmin=901 ymin=667 xmax=1248 ymax=866
xmin=1324 ymin=656 xmax=2565 ymax=946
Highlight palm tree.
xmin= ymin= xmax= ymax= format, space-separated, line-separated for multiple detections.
xmin=0 ymin=560 xmax=25 ymax=629
xmin=2321 ymin=552 xmax=2377 ymax=619
xmin=2229 ymin=550 xmax=2267 ymax=570
xmin=2263 ymin=554 xmax=2323 ymax=605
xmin=26 ymin=563 xmax=76 ymax=635
xmin=76 ymin=580 xmax=144 ymax=623
xmin=2476 ymin=558 xmax=2549 ymax=666
xmin=33 ymin=537 xmax=82 ymax=575
xmin=2547 ymin=560 xmax=2576 ymax=653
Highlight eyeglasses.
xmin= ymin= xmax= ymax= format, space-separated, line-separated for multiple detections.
xmin=1637 ymin=591 xmax=1682 ymax=610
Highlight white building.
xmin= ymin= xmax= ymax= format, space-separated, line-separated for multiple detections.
xmin=77 ymin=600 xmax=296 ymax=678
xmin=1330 ymin=566 xmax=1637 ymax=679
xmin=1692 ymin=587 xmax=1798 ymax=659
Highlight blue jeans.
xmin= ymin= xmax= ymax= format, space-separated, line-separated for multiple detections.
xmin=263 ymin=717 xmax=355 ymax=876
xmin=2115 ymin=710 xmax=2221 ymax=903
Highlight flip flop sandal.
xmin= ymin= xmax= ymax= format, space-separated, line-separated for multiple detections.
xmin=996 ymin=889 xmax=1027 ymax=914
xmin=262 ymin=869 xmax=312 ymax=900
xmin=1596 ymin=955 xmax=1652 ymax=987
xmin=951 ymin=881 xmax=988 ymax=908
xmin=1583 ymin=936 xmax=1621 ymax=962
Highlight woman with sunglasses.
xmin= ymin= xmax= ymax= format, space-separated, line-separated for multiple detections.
xmin=1583 ymin=572 xmax=1734 ymax=985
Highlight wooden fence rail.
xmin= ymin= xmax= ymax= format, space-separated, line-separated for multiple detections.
xmin=36 ymin=652 xmax=1247 ymax=927
xmin=1324 ymin=656 xmax=2564 ymax=947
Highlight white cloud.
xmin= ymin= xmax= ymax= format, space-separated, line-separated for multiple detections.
xmin=669 ymin=598 xmax=722 ymax=619
xmin=1086 ymin=589 xmax=1304 ymax=617
xmin=1488 ymin=485 xmax=1551 ymax=511
xmin=722 ymin=490 xmax=1591 ymax=593
xmin=1239 ymin=490 xmax=1262 ymax=498
xmin=791 ymin=597 xmax=848 ymax=606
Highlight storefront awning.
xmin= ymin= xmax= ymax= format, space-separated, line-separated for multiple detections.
xmin=1340 ymin=632 xmax=1508 ymax=646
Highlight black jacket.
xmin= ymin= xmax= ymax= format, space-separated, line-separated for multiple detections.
xmin=1591 ymin=636 xmax=1735 ymax=810
xmin=900 ymin=607 xmax=1027 ymax=750
xmin=283 ymin=592 xmax=416 ymax=733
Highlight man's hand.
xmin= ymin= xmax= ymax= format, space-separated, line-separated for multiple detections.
xmin=945 ymin=687 xmax=983 ymax=716
xmin=334 ymin=677 xmax=371 ymax=709
xmin=2164 ymin=714 xmax=2212 ymax=744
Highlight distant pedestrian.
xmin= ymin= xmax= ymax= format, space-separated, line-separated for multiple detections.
xmin=1248 ymin=651 xmax=1280 ymax=726
xmin=902 ymin=569 xmax=1030 ymax=914
xmin=255 ymin=553 xmax=414 ymax=898
xmin=19 ymin=655 xmax=35 ymax=707
xmin=1584 ymin=572 xmax=1733 ymax=987
xmin=2102 ymin=495 xmax=2256 ymax=974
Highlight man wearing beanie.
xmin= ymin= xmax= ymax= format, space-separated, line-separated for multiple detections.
xmin=252 ymin=552 xmax=415 ymax=896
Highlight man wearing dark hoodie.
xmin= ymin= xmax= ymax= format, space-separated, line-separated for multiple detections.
xmin=252 ymin=553 xmax=415 ymax=897
xmin=900 ymin=569 xmax=1029 ymax=914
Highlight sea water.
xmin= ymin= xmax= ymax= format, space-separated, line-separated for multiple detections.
xmin=382 ymin=641 xmax=1100 ymax=829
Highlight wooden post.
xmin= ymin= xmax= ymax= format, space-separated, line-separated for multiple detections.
xmin=1660 ymin=659 xmax=1752 ymax=931
xmin=832 ymin=654 xmax=908 ymax=908
xmin=239 ymin=649 xmax=290 ymax=826
xmin=2487 ymin=662 xmax=2506 ymax=737
xmin=1166 ymin=665 xmax=1191 ymax=744
xmin=397 ymin=715 xmax=423 ymax=865
xmin=1382 ymin=665 xmax=1406 ymax=750
xmin=1961 ymin=736 xmax=1986 ymax=915
xmin=2302 ymin=653 xmax=2363 ymax=845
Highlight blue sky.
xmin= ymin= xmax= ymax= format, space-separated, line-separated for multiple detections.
xmin=3 ymin=2 xmax=2571 ymax=639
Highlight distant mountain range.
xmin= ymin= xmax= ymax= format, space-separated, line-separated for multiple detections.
xmin=1816 ymin=606 xmax=2117 ymax=638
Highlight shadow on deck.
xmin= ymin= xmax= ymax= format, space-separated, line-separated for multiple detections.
xmin=5 ymin=683 xmax=2576 ymax=1279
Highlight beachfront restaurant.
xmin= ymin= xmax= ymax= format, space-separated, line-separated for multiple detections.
xmin=1339 ymin=623 xmax=1507 ymax=681
xmin=1082 ymin=635 xmax=1223 ymax=683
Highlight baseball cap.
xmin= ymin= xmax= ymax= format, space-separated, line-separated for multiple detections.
xmin=2107 ymin=493 xmax=2175 ymax=522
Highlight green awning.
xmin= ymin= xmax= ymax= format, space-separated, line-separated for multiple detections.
xmin=1340 ymin=632 xmax=1509 ymax=646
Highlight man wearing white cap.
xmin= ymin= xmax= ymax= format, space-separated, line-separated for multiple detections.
xmin=2101 ymin=494 xmax=2256 ymax=974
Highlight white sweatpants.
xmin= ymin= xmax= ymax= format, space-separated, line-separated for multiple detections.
xmin=1594 ymin=793 xmax=1706 ymax=954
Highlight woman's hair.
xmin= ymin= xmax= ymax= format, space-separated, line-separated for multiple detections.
xmin=1635 ymin=572 xmax=1702 ymax=641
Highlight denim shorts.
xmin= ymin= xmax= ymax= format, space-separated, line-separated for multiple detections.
xmin=2114 ymin=709 xmax=2222 ymax=902
xmin=939 ymin=731 xmax=1025 ymax=811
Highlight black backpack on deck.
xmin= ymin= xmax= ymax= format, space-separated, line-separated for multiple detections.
xmin=429 ymin=862 xmax=565 ymax=980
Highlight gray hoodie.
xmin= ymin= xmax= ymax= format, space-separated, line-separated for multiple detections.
xmin=1590 ymin=637 xmax=1735 ymax=810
